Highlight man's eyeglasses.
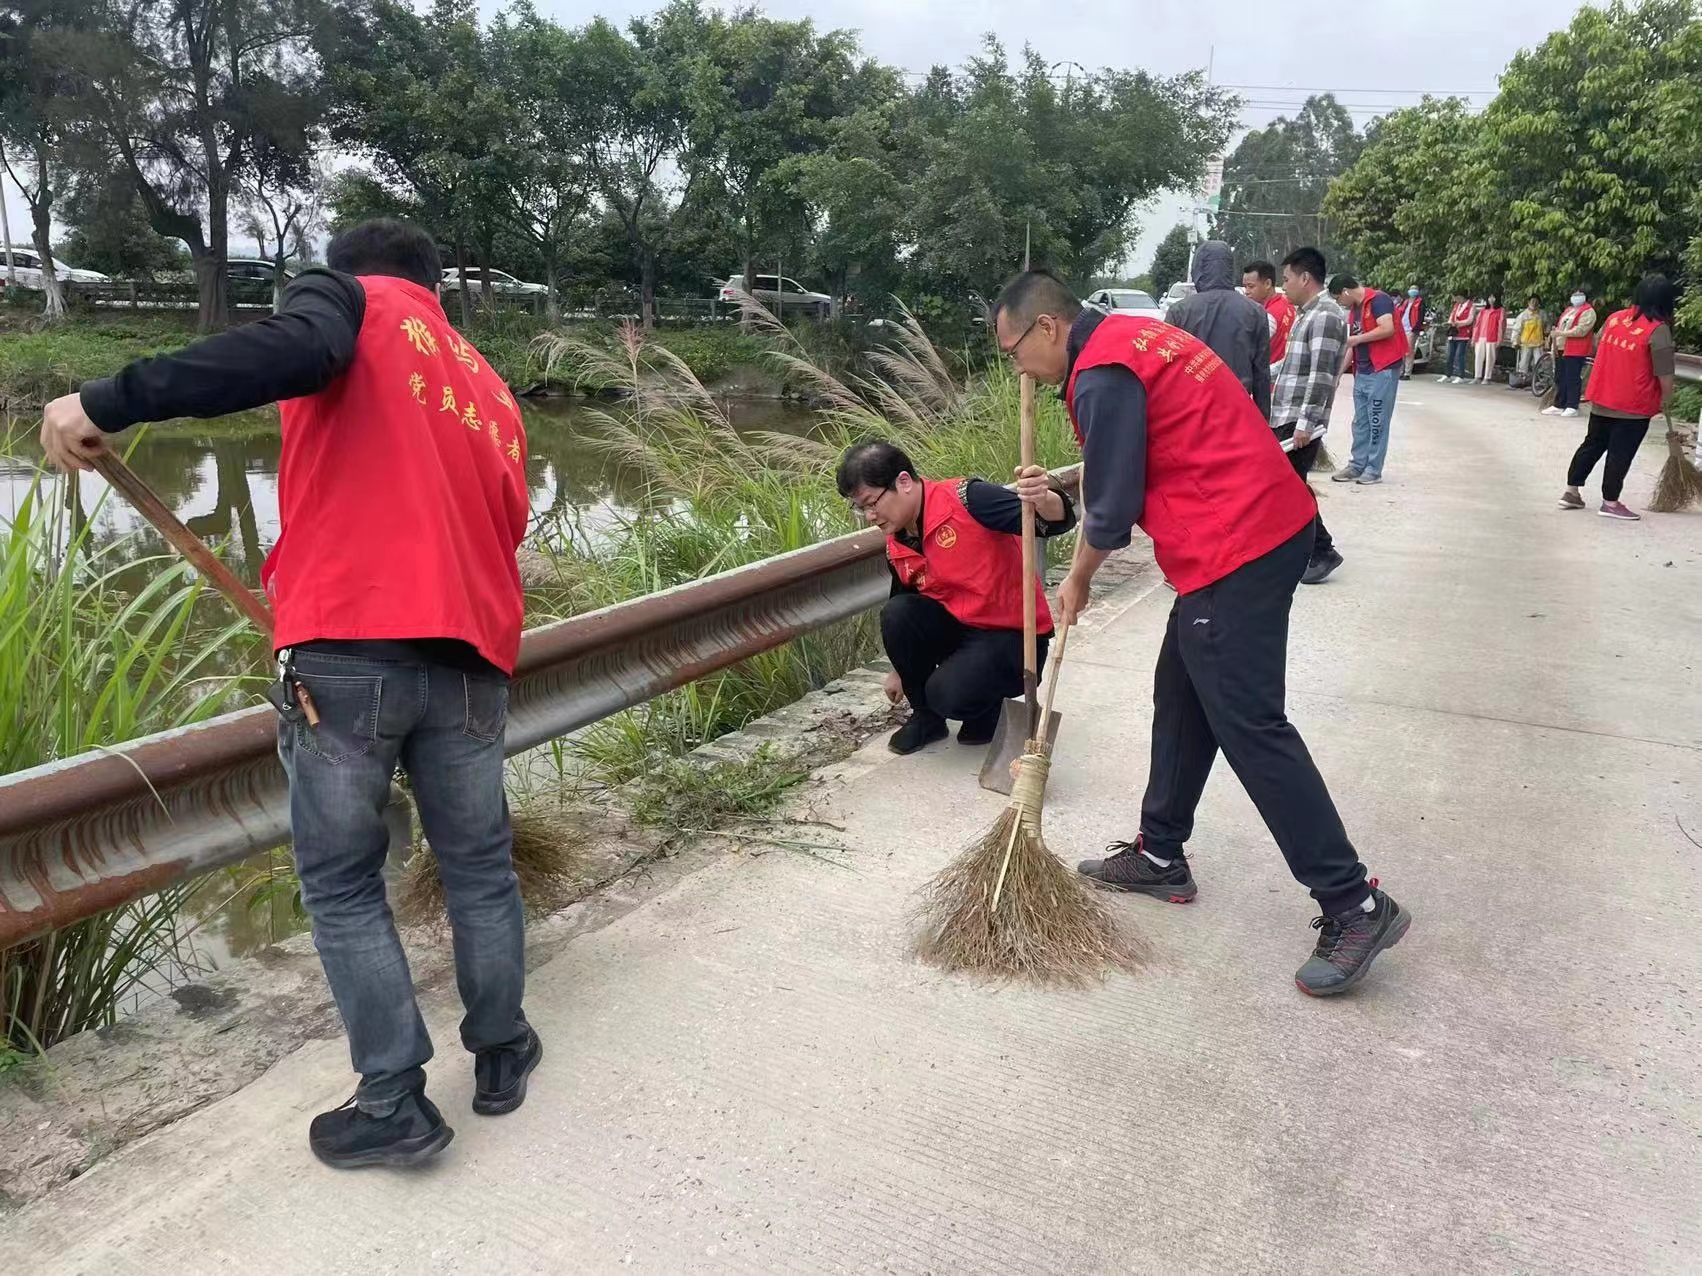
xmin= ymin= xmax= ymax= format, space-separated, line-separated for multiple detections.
xmin=1000 ymin=315 xmax=1043 ymax=361
xmin=849 ymin=487 xmax=892 ymax=518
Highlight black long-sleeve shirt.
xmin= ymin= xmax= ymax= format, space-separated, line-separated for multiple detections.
xmin=80 ymin=269 xmax=368 ymax=431
xmin=889 ymin=477 xmax=1077 ymax=595
xmin=1065 ymin=308 xmax=1148 ymax=551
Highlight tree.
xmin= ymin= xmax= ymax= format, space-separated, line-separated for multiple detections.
xmin=1148 ymin=223 xmax=1192 ymax=299
xmin=1214 ymin=94 xmax=1362 ymax=271
xmin=239 ymin=147 xmax=326 ymax=311
xmin=58 ymin=172 xmax=189 ymax=277
xmin=66 ymin=0 xmax=324 ymax=331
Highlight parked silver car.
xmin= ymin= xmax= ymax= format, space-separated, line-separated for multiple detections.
xmin=441 ymin=267 xmax=549 ymax=297
xmin=719 ymin=273 xmax=836 ymax=320
xmin=1086 ymin=287 xmax=1165 ymax=320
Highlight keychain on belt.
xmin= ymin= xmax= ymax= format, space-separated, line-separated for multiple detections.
xmin=265 ymin=648 xmax=321 ymax=727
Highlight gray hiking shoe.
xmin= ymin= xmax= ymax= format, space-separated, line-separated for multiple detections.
xmin=1077 ymin=839 xmax=1197 ymax=902
xmin=1331 ymin=465 xmax=1362 ymax=483
xmin=1295 ymin=887 xmax=1410 ymax=996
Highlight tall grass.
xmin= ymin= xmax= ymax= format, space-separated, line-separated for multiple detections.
xmin=0 ymin=452 xmax=258 ymax=1052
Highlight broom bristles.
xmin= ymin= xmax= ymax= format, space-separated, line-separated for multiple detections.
xmin=914 ymin=756 xmax=1151 ymax=984
xmin=1648 ymin=429 xmax=1702 ymax=513
xmin=396 ymin=804 xmax=591 ymax=924
xmin=1311 ymin=443 xmax=1336 ymax=472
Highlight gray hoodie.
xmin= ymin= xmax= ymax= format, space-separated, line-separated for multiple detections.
xmin=1163 ymin=239 xmax=1271 ymax=419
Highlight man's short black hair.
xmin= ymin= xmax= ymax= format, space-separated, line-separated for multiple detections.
xmin=992 ymin=269 xmax=1083 ymax=329
xmin=836 ymin=440 xmax=919 ymax=497
xmin=1327 ymin=272 xmax=1359 ymax=297
xmin=326 ymin=218 xmax=443 ymax=288
xmin=1279 ymin=247 xmax=1326 ymax=286
xmin=1242 ymin=259 xmax=1277 ymax=284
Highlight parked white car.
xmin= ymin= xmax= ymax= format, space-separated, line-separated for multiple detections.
xmin=1086 ymin=287 xmax=1165 ymax=320
xmin=441 ymin=267 xmax=549 ymax=297
xmin=1161 ymin=281 xmax=1196 ymax=310
xmin=719 ymin=273 xmax=836 ymax=320
xmin=0 ymin=248 xmax=110 ymax=289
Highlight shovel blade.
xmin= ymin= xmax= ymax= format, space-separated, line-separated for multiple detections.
xmin=977 ymin=699 xmax=1063 ymax=794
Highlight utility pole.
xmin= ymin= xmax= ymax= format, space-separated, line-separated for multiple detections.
xmin=0 ymin=139 xmax=15 ymax=287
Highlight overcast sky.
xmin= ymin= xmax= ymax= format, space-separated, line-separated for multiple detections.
xmin=5 ymin=0 xmax=1591 ymax=275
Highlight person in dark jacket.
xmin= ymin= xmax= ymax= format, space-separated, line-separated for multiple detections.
xmin=1164 ymin=239 xmax=1272 ymax=419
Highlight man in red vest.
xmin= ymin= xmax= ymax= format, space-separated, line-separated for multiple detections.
xmin=836 ymin=440 xmax=1076 ymax=754
xmin=39 ymin=220 xmax=538 ymax=1168
xmin=1328 ymin=274 xmax=1410 ymax=485
xmin=1559 ymin=274 xmax=1676 ymax=520
xmin=992 ymin=269 xmax=1410 ymax=996
xmin=1241 ymin=258 xmax=1297 ymax=380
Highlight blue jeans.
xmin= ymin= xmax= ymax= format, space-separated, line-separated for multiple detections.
xmin=1446 ymin=337 xmax=1471 ymax=378
xmin=1556 ymin=355 xmax=1587 ymax=410
xmin=279 ymin=646 xmax=527 ymax=1107
xmin=1350 ymin=366 xmax=1401 ymax=479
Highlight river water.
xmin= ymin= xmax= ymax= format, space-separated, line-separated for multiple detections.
xmin=2 ymin=395 xmax=821 ymax=995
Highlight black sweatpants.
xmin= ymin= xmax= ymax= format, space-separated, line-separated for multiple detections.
xmin=1555 ymin=355 xmax=1587 ymax=410
xmin=1139 ymin=522 xmax=1369 ymax=915
xmin=1285 ymin=439 xmax=1334 ymax=555
xmin=881 ymin=593 xmax=1046 ymax=727
xmin=1566 ymin=410 xmax=1650 ymax=502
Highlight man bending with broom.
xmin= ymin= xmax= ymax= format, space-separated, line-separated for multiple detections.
xmin=837 ymin=440 xmax=1076 ymax=754
xmin=992 ymin=270 xmax=1410 ymax=996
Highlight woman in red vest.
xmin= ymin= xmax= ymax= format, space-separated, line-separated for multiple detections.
xmin=1559 ymin=275 xmax=1677 ymax=521
xmin=1471 ymin=294 xmax=1505 ymax=384
xmin=836 ymin=440 xmax=1075 ymax=754
xmin=992 ymin=269 xmax=1410 ymax=997
xmin=1440 ymin=293 xmax=1478 ymax=382
xmin=1545 ymin=287 xmax=1598 ymax=417
xmin=39 ymin=220 xmax=538 ymax=1169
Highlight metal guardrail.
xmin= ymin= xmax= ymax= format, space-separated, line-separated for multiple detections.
xmin=1675 ymin=352 xmax=1702 ymax=384
xmin=0 ymin=465 xmax=1083 ymax=949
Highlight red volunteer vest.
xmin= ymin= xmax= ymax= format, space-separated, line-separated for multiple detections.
xmin=886 ymin=479 xmax=1052 ymax=634
xmin=1265 ymin=294 xmax=1297 ymax=364
xmin=1064 ymin=316 xmax=1316 ymax=596
xmin=1396 ymin=296 xmax=1424 ymax=333
xmin=1559 ymin=304 xmax=1596 ymax=357
xmin=1354 ymin=289 xmax=1410 ymax=372
xmin=1472 ymin=307 xmax=1505 ymax=343
xmin=1585 ymin=309 xmax=1664 ymax=417
xmin=265 ymin=275 xmax=530 ymax=672
xmin=1449 ymin=300 xmax=1476 ymax=333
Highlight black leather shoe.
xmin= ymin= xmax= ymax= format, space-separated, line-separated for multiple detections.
xmin=956 ymin=709 xmax=1001 ymax=746
xmin=309 ymin=1089 xmax=453 ymax=1169
xmin=474 ymin=1026 xmax=543 ymax=1116
xmin=888 ymin=713 xmax=947 ymax=755
xmin=1076 ymin=838 xmax=1197 ymax=901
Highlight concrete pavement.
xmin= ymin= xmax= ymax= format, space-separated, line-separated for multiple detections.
xmin=4 ymin=381 xmax=1700 ymax=1272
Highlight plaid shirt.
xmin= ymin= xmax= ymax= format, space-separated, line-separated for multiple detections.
xmin=1270 ymin=292 xmax=1349 ymax=445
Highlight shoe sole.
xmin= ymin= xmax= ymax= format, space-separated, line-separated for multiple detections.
xmin=1294 ymin=909 xmax=1412 ymax=997
xmin=311 ymin=1124 xmax=455 ymax=1169
xmin=1557 ymin=501 xmax=1583 ymax=510
xmin=1302 ymin=558 xmax=1342 ymax=585
xmin=473 ymin=1036 xmax=544 ymax=1116
xmin=1330 ymin=474 xmax=1360 ymax=483
xmin=1597 ymin=509 xmax=1640 ymax=521
xmin=1079 ymin=873 xmax=1198 ymax=903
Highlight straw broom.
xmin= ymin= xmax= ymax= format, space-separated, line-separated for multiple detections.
xmin=1647 ymin=413 xmax=1702 ymax=513
xmin=912 ymin=380 xmax=1149 ymax=985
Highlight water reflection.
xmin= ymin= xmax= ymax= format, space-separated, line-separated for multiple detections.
xmin=2 ymin=396 xmax=821 ymax=585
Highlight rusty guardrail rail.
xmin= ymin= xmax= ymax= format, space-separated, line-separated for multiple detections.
xmin=0 ymin=465 xmax=1083 ymax=949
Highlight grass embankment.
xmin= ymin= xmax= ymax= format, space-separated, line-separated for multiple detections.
xmin=0 ymin=299 xmax=919 ymax=411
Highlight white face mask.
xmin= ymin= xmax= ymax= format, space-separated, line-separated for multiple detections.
xmin=1570 ymin=294 xmax=1586 ymax=306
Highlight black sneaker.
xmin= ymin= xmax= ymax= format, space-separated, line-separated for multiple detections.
xmin=1076 ymin=838 xmax=1197 ymax=902
xmin=1294 ymin=887 xmax=1410 ymax=996
xmin=956 ymin=708 xmax=1001 ymax=747
xmin=1301 ymin=548 xmax=1343 ymax=585
xmin=888 ymin=712 xmax=947 ymax=755
xmin=473 ymin=1026 xmax=543 ymax=1116
xmin=309 ymin=1089 xmax=453 ymax=1169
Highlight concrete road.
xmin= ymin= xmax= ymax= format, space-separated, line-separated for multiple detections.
xmin=5 ymin=382 xmax=1700 ymax=1273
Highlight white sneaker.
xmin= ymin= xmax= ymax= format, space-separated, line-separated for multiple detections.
xmin=1449 ymin=377 xmax=1463 ymax=384
xmin=1435 ymin=374 xmax=1450 ymax=383
xmin=1541 ymin=406 xmax=1560 ymax=415
xmin=1561 ymin=408 xmax=1579 ymax=417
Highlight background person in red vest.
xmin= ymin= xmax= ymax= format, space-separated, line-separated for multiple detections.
xmin=1471 ymin=294 xmax=1506 ymax=384
xmin=1396 ymin=286 xmax=1425 ymax=380
xmin=1328 ymin=274 xmax=1410 ymax=485
xmin=1559 ymin=274 xmax=1677 ymax=521
xmin=38 ymin=219 xmax=539 ymax=1170
xmin=1241 ymin=258 xmax=1296 ymax=382
xmin=991 ymin=269 xmax=1410 ymax=996
xmin=836 ymin=440 xmax=1076 ymax=755
xmin=1544 ymin=287 xmax=1598 ymax=417
xmin=1440 ymin=293 xmax=1477 ymax=382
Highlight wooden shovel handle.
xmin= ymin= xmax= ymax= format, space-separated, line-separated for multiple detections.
xmin=89 ymin=447 xmax=276 ymax=641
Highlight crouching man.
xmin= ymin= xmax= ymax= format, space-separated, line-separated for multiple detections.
xmin=835 ymin=440 xmax=1076 ymax=754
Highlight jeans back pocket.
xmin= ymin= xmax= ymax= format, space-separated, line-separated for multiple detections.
xmin=463 ymin=674 xmax=509 ymax=744
xmin=292 ymin=671 xmax=383 ymax=765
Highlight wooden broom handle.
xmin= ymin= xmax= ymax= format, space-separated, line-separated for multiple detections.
xmin=1019 ymin=372 xmax=1039 ymax=733
xmin=1039 ymin=528 xmax=1085 ymax=728
xmin=89 ymin=447 xmax=276 ymax=640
